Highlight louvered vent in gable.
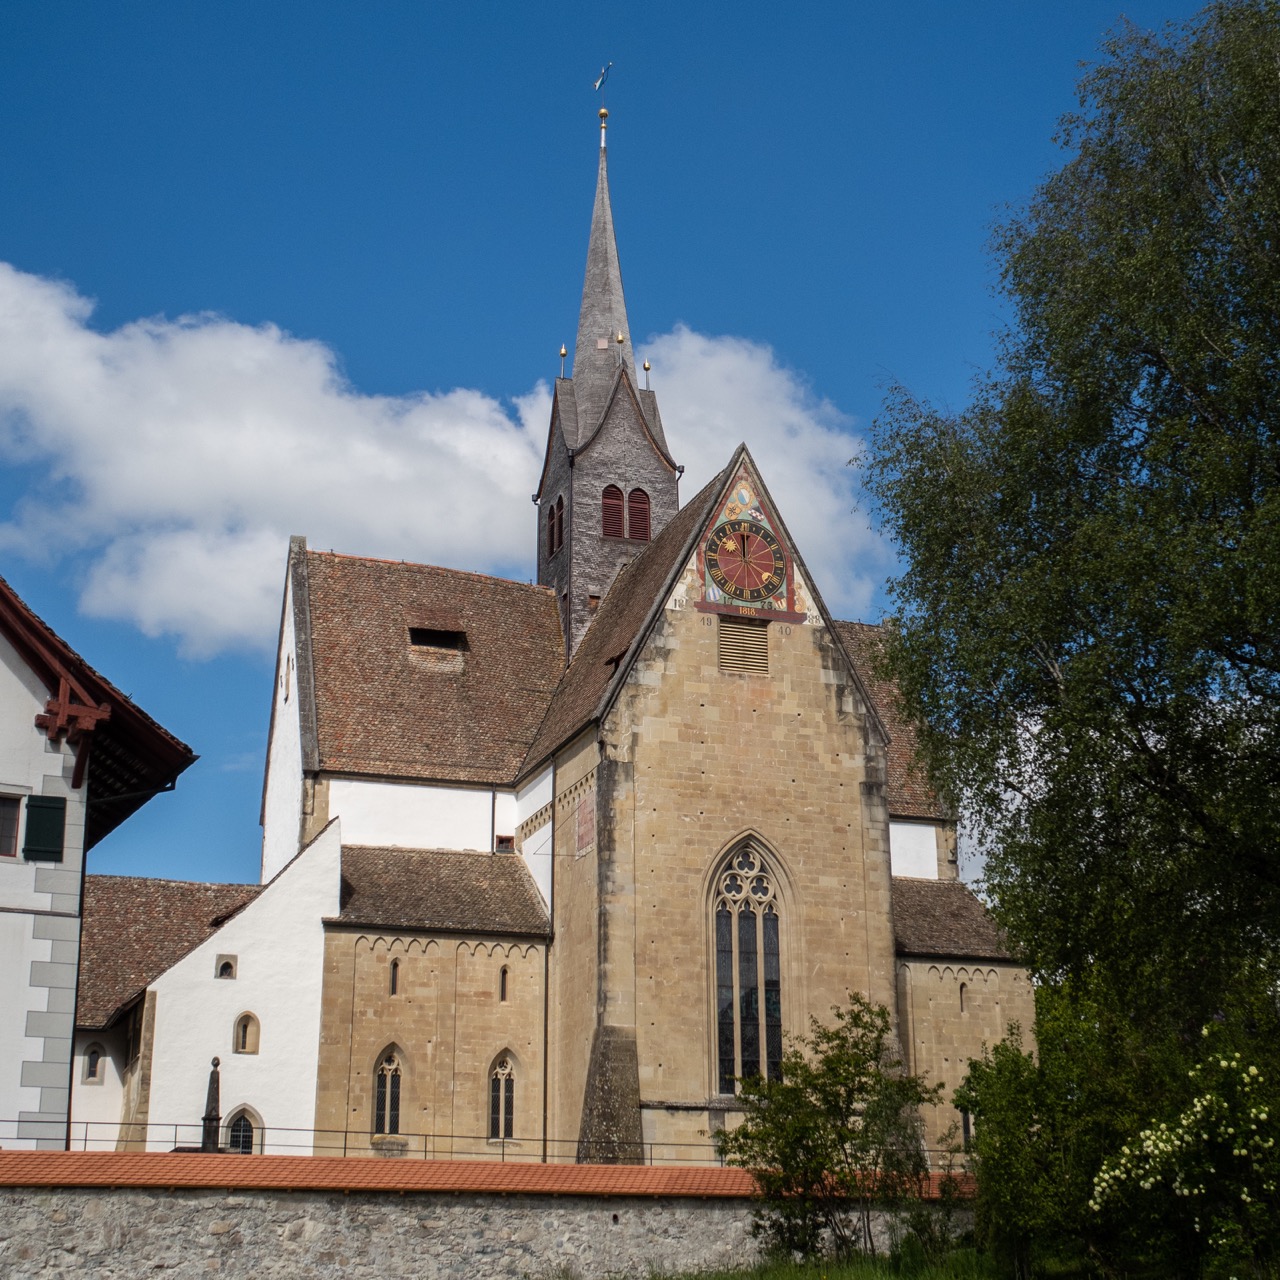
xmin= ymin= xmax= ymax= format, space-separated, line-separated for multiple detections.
xmin=718 ymin=616 xmax=769 ymax=674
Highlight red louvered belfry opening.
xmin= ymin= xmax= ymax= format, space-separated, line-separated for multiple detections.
xmin=627 ymin=488 xmax=651 ymax=542
xmin=555 ymin=496 xmax=564 ymax=551
xmin=602 ymin=485 xmax=625 ymax=539
xmin=547 ymin=504 xmax=557 ymax=555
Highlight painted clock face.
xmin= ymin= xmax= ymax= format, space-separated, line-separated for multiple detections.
xmin=705 ymin=520 xmax=787 ymax=603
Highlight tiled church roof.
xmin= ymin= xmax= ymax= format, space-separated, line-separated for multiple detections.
xmin=835 ymin=620 xmax=948 ymax=820
xmin=521 ymin=468 xmax=729 ymax=772
xmin=77 ymin=876 xmax=262 ymax=1029
xmin=303 ymin=553 xmax=564 ymax=786
xmin=891 ymin=877 xmax=1012 ymax=960
xmin=335 ymin=846 xmax=550 ymax=937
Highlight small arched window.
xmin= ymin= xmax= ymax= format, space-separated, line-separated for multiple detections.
xmin=547 ymin=504 xmax=557 ymax=554
xmin=390 ymin=959 xmax=400 ymax=996
xmin=959 ymin=982 xmax=967 ymax=1013
xmin=233 ymin=1013 xmax=260 ymax=1055
xmin=555 ymin=496 xmax=564 ymax=553
xmin=499 ymin=966 xmax=509 ymax=1003
xmin=627 ymin=488 xmax=651 ymax=542
xmin=374 ymin=1052 xmax=402 ymax=1135
xmin=83 ymin=1043 xmax=105 ymax=1084
xmin=489 ymin=1057 xmax=515 ymax=1139
xmin=228 ymin=1110 xmax=257 ymax=1155
xmin=602 ymin=485 xmax=625 ymax=539
xmin=713 ymin=842 xmax=783 ymax=1093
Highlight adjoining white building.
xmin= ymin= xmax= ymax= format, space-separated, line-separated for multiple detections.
xmin=0 ymin=573 xmax=194 ymax=1149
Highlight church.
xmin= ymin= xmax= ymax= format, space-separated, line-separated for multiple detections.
xmin=67 ymin=110 xmax=1033 ymax=1163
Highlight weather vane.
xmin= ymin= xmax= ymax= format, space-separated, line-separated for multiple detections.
xmin=593 ymin=62 xmax=613 ymax=97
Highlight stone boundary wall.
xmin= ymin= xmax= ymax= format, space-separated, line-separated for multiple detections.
xmin=0 ymin=1152 xmax=762 ymax=1279
xmin=0 ymin=1152 xmax=962 ymax=1279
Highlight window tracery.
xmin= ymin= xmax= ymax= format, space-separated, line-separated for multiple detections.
xmin=713 ymin=843 xmax=783 ymax=1094
xmin=489 ymin=1056 xmax=514 ymax=1140
xmin=374 ymin=1051 xmax=402 ymax=1135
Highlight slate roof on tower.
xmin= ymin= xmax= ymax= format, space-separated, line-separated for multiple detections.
xmin=298 ymin=549 xmax=564 ymax=785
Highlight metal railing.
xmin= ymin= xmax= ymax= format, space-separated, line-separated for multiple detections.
xmin=2 ymin=1118 xmax=964 ymax=1175
xmin=0 ymin=1118 xmax=728 ymax=1165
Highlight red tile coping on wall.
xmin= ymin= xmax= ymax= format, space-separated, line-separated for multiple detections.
xmin=0 ymin=1152 xmax=969 ymax=1201
xmin=0 ymin=1152 xmax=758 ymax=1197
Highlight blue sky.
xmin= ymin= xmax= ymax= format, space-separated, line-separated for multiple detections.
xmin=0 ymin=1 xmax=1205 ymax=884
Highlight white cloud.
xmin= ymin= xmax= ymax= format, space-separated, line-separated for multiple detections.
xmin=0 ymin=264 xmax=883 ymax=657
xmin=639 ymin=325 xmax=885 ymax=620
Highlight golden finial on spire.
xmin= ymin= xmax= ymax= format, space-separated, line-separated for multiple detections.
xmin=643 ymin=359 xmax=651 ymax=390
xmin=594 ymin=62 xmax=612 ymax=149
xmin=560 ymin=344 xmax=567 ymax=377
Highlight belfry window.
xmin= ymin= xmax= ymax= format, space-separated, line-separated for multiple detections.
xmin=489 ymin=1057 xmax=514 ymax=1139
xmin=713 ymin=843 xmax=783 ymax=1093
xmin=627 ymin=488 xmax=651 ymax=542
xmin=374 ymin=1052 xmax=402 ymax=1135
xmin=602 ymin=485 xmax=625 ymax=539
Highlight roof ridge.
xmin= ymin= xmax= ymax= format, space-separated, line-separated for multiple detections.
xmin=305 ymin=550 xmax=556 ymax=594
xmin=85 ymin=873 xmax=260 ymax=891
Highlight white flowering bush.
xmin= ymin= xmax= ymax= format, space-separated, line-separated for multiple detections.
xmin=1090 ymin=1029 xmax=1279 ymax=1270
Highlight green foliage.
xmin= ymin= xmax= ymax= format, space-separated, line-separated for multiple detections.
xmin=1090 ymin=1025 xmax=1280 ymax=1275
xmin=717 ymin=995 xmax=942 ymax=1260
xmin=863 ymin=0 xmax=1280 ymax=1029
xmin=860 ymin=4 xmax=1280 ymax=1271
xmin=953 ymin=986 xmax=1167 ymax=1276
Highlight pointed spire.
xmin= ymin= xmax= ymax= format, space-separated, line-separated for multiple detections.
xmin=572 ymin=107 xmax=636 ymax=430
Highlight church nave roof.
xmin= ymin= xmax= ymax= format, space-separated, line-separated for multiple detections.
xmin=332 ymin=845 xmax=550 ymax=938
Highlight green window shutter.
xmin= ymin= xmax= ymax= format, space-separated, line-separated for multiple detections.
xmin=23 ymin=795 xmax=66 ymax=862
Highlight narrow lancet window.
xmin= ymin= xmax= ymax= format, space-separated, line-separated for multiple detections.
xmin=374 ymin=1052 xmax=402 ymax=1135
xmin=489 ymin=1057 xmax=515 ymax=1139
xmin=390 ymin=959 xmax=399 ymax=996
xmin=712 ymin=843 xmax=783 ymax=1093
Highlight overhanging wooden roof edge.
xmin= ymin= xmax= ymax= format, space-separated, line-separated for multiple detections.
xmin=0 ymin=573 xmax=197 ymax=847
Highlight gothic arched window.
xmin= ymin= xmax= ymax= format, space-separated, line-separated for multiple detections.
xmin=227 ymin=1110 xmax=257 ymax=1155
xmin=627 ymin=488 xmax=651 ymax=542
xmin=713 ymin=843 xmax=783 ymax=1094
xmin=602 ymin=485 xmax=625 ymax=539
xmin=489 ymin=1056 xmax=514 ymax=1139
xmin=555 ymin=496 xmax=564 ymax=552
xmin=374 ymin=1051 xmax=402 ymax=1135
xmin=547 ymin=504 xmax=557 ymax=554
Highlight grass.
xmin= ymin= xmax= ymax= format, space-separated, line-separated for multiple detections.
xmin=653 ymin=1250 xmax=998 ymax=1280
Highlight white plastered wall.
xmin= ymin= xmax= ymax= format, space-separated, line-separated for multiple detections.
xmin=516 ymin=766 xmax=553 ymax=909
xmin=68 ymin=1030 xmax=127 ymax=1151
xmin=142 ymin=821 xmax=342 ymax=1154
xmin=328 ymin=778 xmax=497 ymax=851
xmin=260 ymin=576 xmax=306 ymax=884
xmin=0 ymin=631 xmax=86 ymax=1147
xmin=890 ymin=821 xmax=941 ymax=880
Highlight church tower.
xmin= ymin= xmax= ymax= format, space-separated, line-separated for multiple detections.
xmin=535 ymin=109 xmax=682 ymax=656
